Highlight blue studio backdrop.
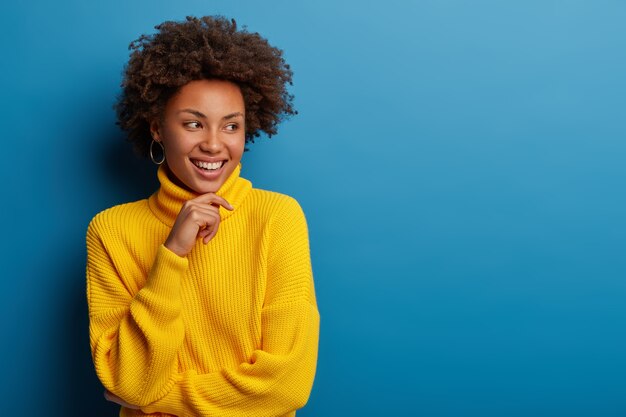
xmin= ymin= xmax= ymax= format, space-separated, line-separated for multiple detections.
xmin=1 ymin=1 xmax=625 ymax=416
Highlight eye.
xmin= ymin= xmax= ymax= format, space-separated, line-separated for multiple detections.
xmin=184 ymin=121 xmax=202 ymax=129
xmin=224 ymin=123 xmax=239 ymax=132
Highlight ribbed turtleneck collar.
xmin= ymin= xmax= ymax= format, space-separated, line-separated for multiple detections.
xmin=148 ymin=163 xmax=252 ymax=227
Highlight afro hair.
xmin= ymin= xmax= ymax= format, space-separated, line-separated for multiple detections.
xmin=115 ymin=15 xmax=296 ymax=157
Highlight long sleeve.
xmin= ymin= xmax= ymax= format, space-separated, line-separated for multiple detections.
xmin=86 ymin=215 xmax=188 ymax=407
xmin=140 ymin=197 xmax=320 ymax=417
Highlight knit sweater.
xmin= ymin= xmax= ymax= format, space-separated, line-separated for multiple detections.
xmin=86 ymin=163 xmax=319 ymax=417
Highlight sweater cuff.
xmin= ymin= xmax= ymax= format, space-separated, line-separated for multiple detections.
xmin=141 ymin=372 xmax=185 ymax=416
xmin=143 ymin=244 xmax=189 ymax=295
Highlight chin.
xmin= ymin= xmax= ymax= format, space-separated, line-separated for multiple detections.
xmin=184 ymin=178 xmax=220 ymax=194
xmin=196 ymin=184 xmax=221 ymax=194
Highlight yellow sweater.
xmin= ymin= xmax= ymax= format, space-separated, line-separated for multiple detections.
xmin=86 ymin=163 xmax=319 ymax=417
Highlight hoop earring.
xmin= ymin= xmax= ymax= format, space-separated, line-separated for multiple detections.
xmin=150 ymin=139 xmax=165 ymax=165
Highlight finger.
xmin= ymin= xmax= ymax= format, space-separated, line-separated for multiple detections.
xmin=189 ymin=193 xmax=233 ymax=210
xmin=201 ymin=218 xmax=220 ymax=243
xmin=198 ymin=227 xmax=213 ymax=239
xmin=104 ymin=390 xmax=139 ymax=410
xmin=187 ymin=208 xmax=220 ymax=228
xmin=104 ymin=390 xmax=119 ymax=403
xmin=202 ymin=217 xmax=221 ymax=242
xmin=196 ymin=212 xmax=220 ymax=238
xmin=187 ymin=202 xmax=220 ymax=215
xmin=182 ymin=201 xmax=219 ymax=216
xmin=203 ymin=226 xmax=218 ymax=244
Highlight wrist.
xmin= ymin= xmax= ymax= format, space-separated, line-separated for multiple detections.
xmin=164 ymin=238 xmax=188 ymax=258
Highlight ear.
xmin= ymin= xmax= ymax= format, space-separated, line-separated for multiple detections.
xmin=150 ymin=119 xmax=161 ymax=142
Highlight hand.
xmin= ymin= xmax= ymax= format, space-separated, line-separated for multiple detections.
xmin=104 ymin=390 xmax=140 ymax=410
xmin=165 ymin=193 xmax=233 ymax=257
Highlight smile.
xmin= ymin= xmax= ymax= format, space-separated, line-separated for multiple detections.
xmin=192 ymin=160 xmax=226 ymax=171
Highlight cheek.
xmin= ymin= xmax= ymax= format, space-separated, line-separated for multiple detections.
xmin=162 ymin=132 xmax=192 ymax=155
xmin=229 ymin=135 xmax=246 ymax=157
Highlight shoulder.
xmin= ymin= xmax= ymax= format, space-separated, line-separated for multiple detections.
xmin=87 ymin=199 xmax=150 ymax=239
xmin=245 ymin=188 xmax=309 ymax=242
xmin=247 ymin=188 xmax=306 ymax=220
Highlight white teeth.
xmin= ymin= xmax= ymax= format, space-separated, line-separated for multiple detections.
xmin=194 ymin=160 xmax=224 ymax=170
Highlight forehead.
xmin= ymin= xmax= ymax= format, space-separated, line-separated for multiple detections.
xmin=166 ymin=79 xmax=245 ymax=115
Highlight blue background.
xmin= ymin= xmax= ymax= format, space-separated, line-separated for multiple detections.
xmin=1 ymin=1 xmax=625 ymax=416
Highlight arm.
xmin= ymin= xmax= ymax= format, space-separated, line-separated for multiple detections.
xmin=141 ymin=197 xmax=320 ymax=417
xmin=86 ymin=217 xmax=187 ymax=407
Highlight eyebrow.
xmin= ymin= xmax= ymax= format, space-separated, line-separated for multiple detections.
xmin=178 ymin=108 xmax=206 ymax=118
xmin=178 ymin=109 xmax=244 ymax=120
xmin=223 ymin=112 xmax=244 ymax=120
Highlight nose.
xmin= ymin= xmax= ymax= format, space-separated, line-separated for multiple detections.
xmin=199 ymin=130 xmax=223 ymax=153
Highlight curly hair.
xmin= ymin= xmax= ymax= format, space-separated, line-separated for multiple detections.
xmin=115 ymin=16 xmax=296 ymax=157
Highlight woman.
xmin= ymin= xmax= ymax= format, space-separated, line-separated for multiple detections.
xmin=86 ymin=16 xmax=319 ymax=417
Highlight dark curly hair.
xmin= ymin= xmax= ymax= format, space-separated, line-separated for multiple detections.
xmin=115 ymin=16 xmax=296 ymax=157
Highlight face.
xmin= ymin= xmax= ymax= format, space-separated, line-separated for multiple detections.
xmin=151 ymin=79 xmax=246 ymax=194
